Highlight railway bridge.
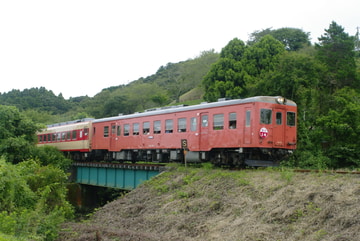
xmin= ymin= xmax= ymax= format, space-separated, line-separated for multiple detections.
xmin=72 ymin=162 xmax=164 ymax=190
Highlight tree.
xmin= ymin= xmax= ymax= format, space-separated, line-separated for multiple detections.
xmin=247 ymin=28 xmax=273 ymax=45
xmin=203 ymin=38 xmax=247 ymax=101
xmin=0 ymin=105 xmax=41 ymax=163
xmin=243 ymin=35 xmax=285 ymax=76
xmin=248 ymin=27 xmax=311 ymax=51
xmin=203 ymin=36 xmax=286 ymax=101
xmin=243 ymin=35 xmax=286 ymax=96
xmin=272 ymin=28 xmax=311 ymax=51
xmin=0 ymin=87 xmax=72 ymax=114
xmin=260 ymin=51 xmax=325 ymax=103
xmin=0 ymin=158 xmax=73 ymax=240
xmin=315 ymin=21 xmax=357 ymax=91
xmin=315 ymin=88 xmax=360 ymax=167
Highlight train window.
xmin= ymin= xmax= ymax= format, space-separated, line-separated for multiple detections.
xmin=287 ymin=112 xmax=296 ymax=126
xmin=53 ymin=133 xmax=57 ymax=142
xmin=67 ymin=131 xmax=71 ymax=140
xmin=276 ymin=112 xmax=282 ymax=125
xmin=154 ymin=121 xmax=161 ymax=134
xmin=62 ymin=132 xmax=66 ymax=141
xmin=143 ymin=122 xmax=150 ymax=134
xmin=190 ymin=117 xmax=197 ymax=131
xmin=213 ymin=114 xmax=224 ymax=130
xmin=43 ymin=134 xmax=47 ymax=142
xmin=178 ymin=118 xmax=187 ymax=132
xmin=111 ymin=125 xmax=116 ymax=134
xmin=260 ymin=109 xmax=272 ymax=124
xmin=39 ymin=135 xmax=43 ymax=143
xmin=246 ymin=110 xmax=251 ymax=127
xmin=117 ymin=125 xmax=121 ymax=136
xmin=124 ymin=124 xmax=130 ymax=136
xmin=229 ymin=112 xmax=237 ymax=129
xmin=84 ymin=128 xmax=89 ymax=137
xmin=72 ymin=130 xmax=77 ymax=140
xmin=47 ymin=134 xmax=51 ymax=142
xmin=201 ymin=115 xmax=208 ymax=127
xmin=165 ymin=119 xmax=173 ymax=133
xmin=133 ymin=123 xmax=140 ymax=135
xmin=104 ymin=126 xmax=109 ymax=137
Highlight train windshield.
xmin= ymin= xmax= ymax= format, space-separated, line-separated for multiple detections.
xmin=287 ymin=112 xmax=296 ymax=126
xmin=260 ymin=109 xmax=272 ymax=124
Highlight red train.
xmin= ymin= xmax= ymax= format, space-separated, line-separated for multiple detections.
xmin=37 ymin=96 xmax=297 ymax=166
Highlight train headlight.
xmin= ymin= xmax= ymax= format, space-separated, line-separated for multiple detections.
xmin=276 ymin=96 xmax=286 ymax=105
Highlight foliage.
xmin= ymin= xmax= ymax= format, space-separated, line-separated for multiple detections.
xmin=252 ymin=51 xmax=323 ymax=101
xmin=203 ymin=35 xmax=285 ymax=101
xmin=314 ymin=88 xmax=360 ymax=167
xmin=0 ymin=105 xmax=42 ymax=163
xmin=203 ymin=39 xmax=247 ymax=101
xmin=315 ymin=21 xmax=357 ymax=92
xmin=32 ymin=145 xmax=73 ymax=171
xmin=0 ymin=159 xmax=73 ymax=240
xmin=0 ymin=105 xmax=74 ymax=239
xmin=243 ymin=35 xmax=286 ymax=95
xmin=248 ymin=27 xmax=311 ymax=51
xmin=1 ymin=22 xmax=360 ymax=170
xmin=74 ymin=50 xmax=219 ymax=118
xmin=203 ymin=21 xmax=360 ymax=169
xmin=0 ymin=87 xmax=71 ymax=114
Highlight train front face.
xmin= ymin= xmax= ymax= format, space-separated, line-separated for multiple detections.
xmin=249 ymin=96 xmax=297 ymax=165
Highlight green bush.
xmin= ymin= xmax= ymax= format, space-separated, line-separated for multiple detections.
xmin=0 ymin=159 xmax=73 ymax=240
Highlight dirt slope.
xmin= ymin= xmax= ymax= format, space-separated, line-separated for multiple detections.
xmin=58 ymin=166 xmax=360 ymax=241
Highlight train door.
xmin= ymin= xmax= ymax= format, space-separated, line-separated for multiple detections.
xmin=272 ymin=108 xmax=285 ymax=147
xmin=110 ymin=123 xmax=117 ymax=151
xmin=244 ymin=108 xmax=252 ymax=144
xmin=199 ymin=113 xmax=209 ymax=150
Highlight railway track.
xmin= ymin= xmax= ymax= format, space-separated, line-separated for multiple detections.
xmin=73 ymin=162 xmax=360 ymax=175
xmin=72 ymin=162 xmax=166 ymax=171
xmin=294 ymin=169 xmax=360 ymax=175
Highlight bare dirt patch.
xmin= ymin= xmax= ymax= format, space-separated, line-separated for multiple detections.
xmin=58 ymin=167 xmax=360 ymax=241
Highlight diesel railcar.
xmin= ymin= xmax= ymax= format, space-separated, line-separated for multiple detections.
xmin=37 ymin=118 xmax=94 ymax=161
xmin=37 ymin=96 xmax=297 ymax=166
xmin=89 ymin=96 xmax=297 ymax=166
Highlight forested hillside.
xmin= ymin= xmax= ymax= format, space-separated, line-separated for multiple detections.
xmin=0 ymin=21 xmax=359 ymax=240
xmin=1 ymin=21 xmax=360 ymax=170
xmin=0 ymin=49 xmax=219 ymax=123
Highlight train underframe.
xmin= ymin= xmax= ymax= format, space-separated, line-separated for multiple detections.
xmin=68 ymin=147 xmax=293 ymax=167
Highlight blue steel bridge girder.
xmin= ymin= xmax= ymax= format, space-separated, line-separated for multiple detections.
xmin=73 ymin=162 xmax=164 ymax=190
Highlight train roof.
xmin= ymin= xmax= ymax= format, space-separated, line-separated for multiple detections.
xmin=47 ymin=118 xmax=95 ymax=128
xmin=93 ymin=96 xmax=296 ymax=124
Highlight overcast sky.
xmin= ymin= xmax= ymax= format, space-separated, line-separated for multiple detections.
xmin=0 ymin=0 xmax=358 ymax=99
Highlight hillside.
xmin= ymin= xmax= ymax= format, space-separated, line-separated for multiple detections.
xmin=58 ymin=166 xmax=360 ymax=241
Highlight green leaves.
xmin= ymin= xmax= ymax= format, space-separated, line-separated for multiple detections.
xmin=202 ymin=22 xmax=360 ymax=169
xmin=315 ymin=88 xmax=360 ymax=167
xmin=203 ymin=36 xmax=285 ymax=101
xmin=316 ymin=21 xmax=357 ymax=91
xmin=0 ymin=159 xmax=73 ymax=240
xmin=0 ymin=105 xmax=42 ymax=163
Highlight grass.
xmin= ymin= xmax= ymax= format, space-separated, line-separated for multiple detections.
xmin=59 ymin=163 xmax=360 ymax=241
